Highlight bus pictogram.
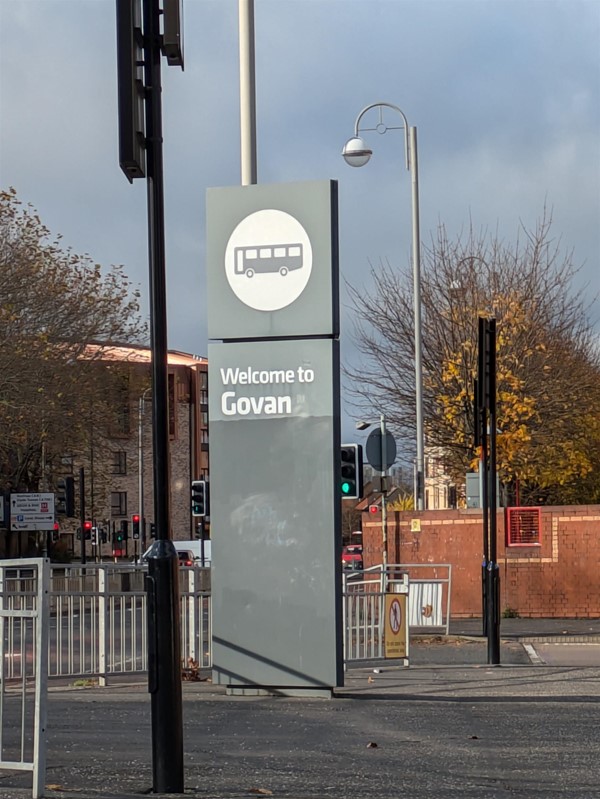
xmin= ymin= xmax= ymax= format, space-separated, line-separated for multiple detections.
xmin=234 ymin=243 xmax=304 ymax=278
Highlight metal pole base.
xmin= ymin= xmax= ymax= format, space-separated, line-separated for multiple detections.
xmin=146 ymin=539 xmax=184 ymax=793
xmin=485 ymin=563 xmax=500 ymax=665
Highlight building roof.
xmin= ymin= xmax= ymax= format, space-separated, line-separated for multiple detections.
xmin=81 ymin=343 xmax=207 ymax=367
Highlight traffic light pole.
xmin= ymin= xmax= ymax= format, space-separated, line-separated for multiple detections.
xmin=142 ymin=0 xmax=183 ymax=792
xmin=79 ymin=467 xmax=86 ymax=566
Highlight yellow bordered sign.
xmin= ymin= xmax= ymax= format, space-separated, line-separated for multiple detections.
xmin=384 ymin=593 xmax=408 ymax=659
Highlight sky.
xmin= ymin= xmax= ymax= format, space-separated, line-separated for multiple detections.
xmin=1 ymin=0 xmax=599 ymax=445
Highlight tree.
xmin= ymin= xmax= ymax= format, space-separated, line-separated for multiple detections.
xmin=346 ymin=211 xmax=600 ymax=505
xmin=0 ymin=188 xmax=148 ymax=496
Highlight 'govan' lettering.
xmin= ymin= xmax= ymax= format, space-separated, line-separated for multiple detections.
xmin=221 ymin=391 xmax=292 ymax=417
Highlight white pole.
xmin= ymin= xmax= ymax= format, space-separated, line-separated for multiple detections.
xmin=409 ymin=126 xmax=425 ymax=510
xmin=239 ymin=0 xmax=257 ymax=185
xmin=380 ymin=413 xmax=388 ymax=572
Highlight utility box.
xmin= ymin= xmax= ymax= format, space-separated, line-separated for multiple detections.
xmin=466 ymin=472 xmax=501 ymax=508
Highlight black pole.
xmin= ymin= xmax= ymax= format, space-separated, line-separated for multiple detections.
xmin=142 ymin=0 xmax=184 ymax=792
xmin=79 ymin=467 xmax=86 ymax=566
xmin=486 ymin=319 xmax=500 ymax=664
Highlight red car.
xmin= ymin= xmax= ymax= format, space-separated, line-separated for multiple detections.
xmin=342 ymin=544 xmax=363 ymax=571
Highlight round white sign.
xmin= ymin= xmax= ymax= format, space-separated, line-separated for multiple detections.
xmin=224 ymin=209 xmax=313 ymax=312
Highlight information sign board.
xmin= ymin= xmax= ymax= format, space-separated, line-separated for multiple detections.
xmin=10 ymin=493 xmax=55 ymax=531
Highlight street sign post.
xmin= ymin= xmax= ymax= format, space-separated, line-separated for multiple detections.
xmin=10 ymin=493 xmax=55 ymax=531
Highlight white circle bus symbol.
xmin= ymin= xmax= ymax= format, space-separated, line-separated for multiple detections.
xmin=389 ymin=598 xmax=402 ymax=634
xmin=224 ymin=209 xmax=313 ymax=312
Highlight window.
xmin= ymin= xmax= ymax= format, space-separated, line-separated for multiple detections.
xmin=111 ymin=492 xmax=127 ymax=517
xmin=506 ymin=507 xmax=541 ymax=546
xmin=111 ymin=450 xmax=127 ymax=475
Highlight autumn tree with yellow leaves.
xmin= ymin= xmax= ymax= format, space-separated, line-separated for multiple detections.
xmin=0 ymin=189 xmax=147 ymax=495
xmin=346 ymin=212 xmax=600 ymax=505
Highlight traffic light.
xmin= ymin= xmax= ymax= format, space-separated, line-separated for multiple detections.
xmin=83 ymin=520 xmax=92 ymax=540
xmin=65 ymin=476 xmax=75 ymax=517
xmin=132 ymin=514 xmax=140 ymax=539
xmin=56 ymin=477 xmax=76 ymax=516
xmin=340 ymin=444 xmax=364 ymax=500
xmin=191 ymin=480 xmax=207 ymax=517
xmin=149 ymin=522 xmax=156 ymax=539
xmin=52 ymin=522 xmax=59 ymax=544
xmin=56 ymin=478 xmax=67 ymax=515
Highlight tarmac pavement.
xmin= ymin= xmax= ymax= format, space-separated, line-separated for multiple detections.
xmin=1 ymin=618 xmax=600 ymax=799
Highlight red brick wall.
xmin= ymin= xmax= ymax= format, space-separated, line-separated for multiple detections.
xmin=361 ymin=506 xmax=600 ymax=618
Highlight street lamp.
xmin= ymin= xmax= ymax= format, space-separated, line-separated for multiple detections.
xmin=343 ymin=102 xmax=425 ymax=511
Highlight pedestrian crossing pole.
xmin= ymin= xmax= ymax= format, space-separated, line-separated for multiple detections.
xmin=116 ymin=0 xmax=185 ymax=791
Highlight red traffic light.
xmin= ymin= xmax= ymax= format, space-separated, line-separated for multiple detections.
xmin=83 ymin=520 xmax=93 ymax=531
xmin=53 ymin=522 xmax=60 ymax=531
xmin=368 ymin=504 xmax=379 ymax=514
xmin=132 ymin=514 xmax=140 ymax=523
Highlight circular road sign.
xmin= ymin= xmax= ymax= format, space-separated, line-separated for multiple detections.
xmin=365 ymin=429 xmax=397 ymax=472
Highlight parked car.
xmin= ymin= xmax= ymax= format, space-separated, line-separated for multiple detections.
xmin=342 ymin=544 xmax=363 ymax=571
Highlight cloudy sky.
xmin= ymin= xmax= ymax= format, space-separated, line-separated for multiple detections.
xmin=1 ymin=0 xmax=599 ymax=442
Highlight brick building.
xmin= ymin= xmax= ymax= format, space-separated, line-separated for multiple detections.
xmin=56 ymin=345 xmax=208 ymax=559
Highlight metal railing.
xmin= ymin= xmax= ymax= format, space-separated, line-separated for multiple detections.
xmin=1 ymin=561 xmax=450 ymax=685
xmin=1 ymin=563 xmax=210 ymax=683
xmin=0 ymin=558 xmax=49 ymax=799
xmin=342 ymin=563 xmax=452 ymax=661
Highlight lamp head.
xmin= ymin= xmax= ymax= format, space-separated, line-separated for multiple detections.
xmin=342 ymin=136 xmax=372 ymax=167
xmin=355 ymin=420 xmax=371 ymax=431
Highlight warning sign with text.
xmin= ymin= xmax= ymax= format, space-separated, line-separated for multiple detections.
xmin=384 ymin=593 xmax=408 ymax=659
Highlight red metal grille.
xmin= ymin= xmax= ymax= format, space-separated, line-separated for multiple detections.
xmin=506 ymin=507 xmax=541 ymax=546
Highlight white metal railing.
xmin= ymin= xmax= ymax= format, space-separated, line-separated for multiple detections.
xmin=0 ymin=558 xmax=49 ymax=799
xmin=342 ymin=563 xmax=452 ymax=661
xmin=1 ymin=563 xmax=210 ymax=683
xmin=1 ymin=562 xmax=450 ymax=684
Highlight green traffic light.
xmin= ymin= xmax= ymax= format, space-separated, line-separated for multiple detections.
xmin=342 ymin=482 xmax=351 ymax=495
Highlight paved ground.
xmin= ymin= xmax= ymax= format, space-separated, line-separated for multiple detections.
xmin=1 ymin=618 xmax=600 ymax=799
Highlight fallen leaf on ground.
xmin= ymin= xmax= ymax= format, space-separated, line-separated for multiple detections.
xmin=368 ymin=676 xmax=375 ymax=683
xmin=248 ymin=788 xmax=273 ymax=796
xmin=367 ymin=741 xmax=378 ymax=748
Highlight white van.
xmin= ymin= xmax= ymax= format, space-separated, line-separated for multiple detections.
xmin=142 ymin=539 xmax=211 ymax=565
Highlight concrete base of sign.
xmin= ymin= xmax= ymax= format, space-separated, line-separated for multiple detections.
xmin=225 ymin=685 xmax=335 ymax=698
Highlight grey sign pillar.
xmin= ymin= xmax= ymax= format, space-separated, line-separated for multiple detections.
xmin=206 ymin=180 xmax=342 ymax=695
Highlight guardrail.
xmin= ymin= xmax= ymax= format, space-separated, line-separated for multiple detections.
xmin=0 ymin=558 xmax=49 ymax=799
xmin=342 ymin=563 xmax=452 ymax=662
xmin=1 ymin=561 xmax=450 ymax=685
xmin=1 ymin=563 xmax=210 ymax=683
